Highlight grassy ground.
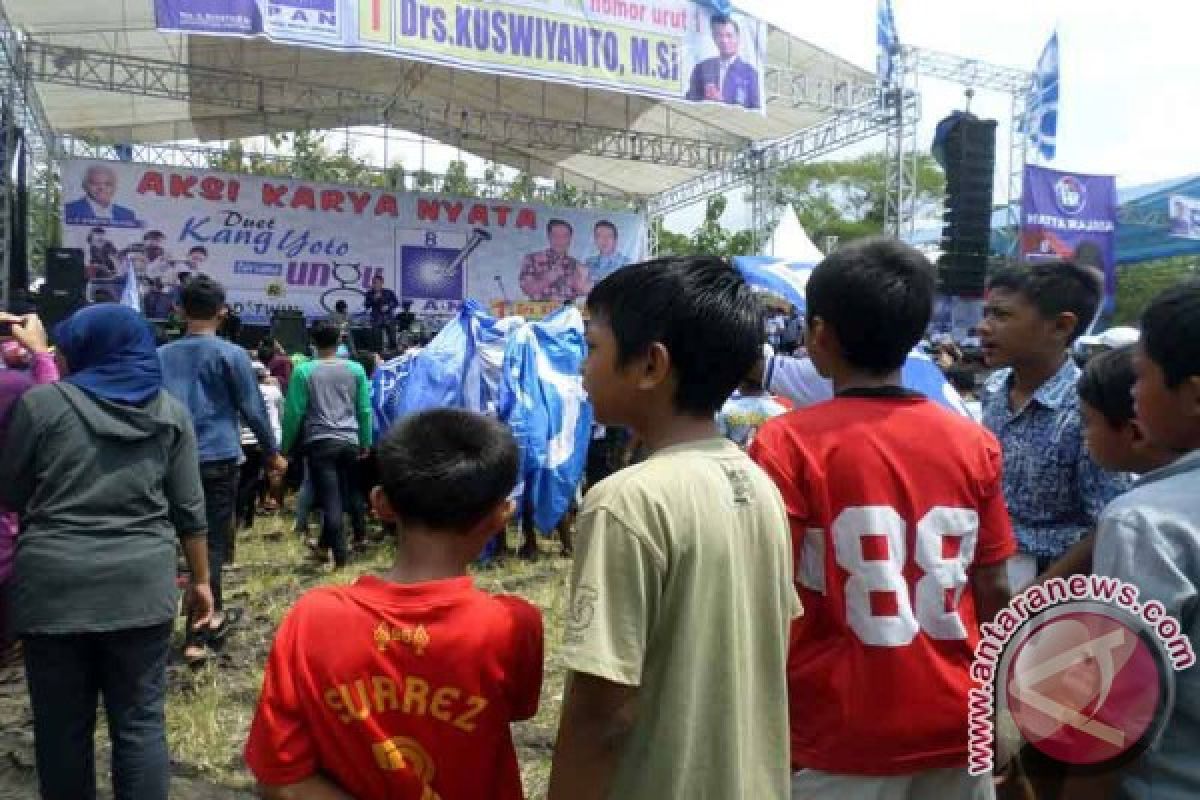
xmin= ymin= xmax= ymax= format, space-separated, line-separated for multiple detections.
xmin=0 ymin=514 xmax=573 ymax=799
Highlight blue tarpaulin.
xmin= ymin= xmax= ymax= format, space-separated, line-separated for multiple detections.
xmin=369 ymin=303 xmax=593 ymax=545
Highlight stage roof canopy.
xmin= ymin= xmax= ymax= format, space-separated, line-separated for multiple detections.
xmin=4 ymin=0 xmax=872 ymax=198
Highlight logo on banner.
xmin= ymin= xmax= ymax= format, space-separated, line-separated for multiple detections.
xmin=1055 ymin=176 xmax=1088 ymax=216
xmin=398 ymin=229 xmax=469 ymax=303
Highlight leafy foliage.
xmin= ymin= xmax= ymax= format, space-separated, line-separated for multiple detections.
xmin=1113 ymin=256 xmax=1199 ymax=324
xmin=777 ymin=152 xmax=945 ymax=244
xmin=655 ymin=195 xmax=756 ymax=258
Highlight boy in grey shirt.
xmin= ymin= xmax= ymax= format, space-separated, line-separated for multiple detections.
xmin=1085 ymin=281 xmax=1200 ymax=800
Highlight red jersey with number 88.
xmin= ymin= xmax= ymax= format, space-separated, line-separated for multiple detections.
xmin=750 ymin=392 xmax=1015 ymax=774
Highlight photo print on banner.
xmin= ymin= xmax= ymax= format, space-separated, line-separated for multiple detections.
xmin=58 ymin=159 xmax=648 ymax=322
xmin=153 ymin=0 xmax=769 ymax=112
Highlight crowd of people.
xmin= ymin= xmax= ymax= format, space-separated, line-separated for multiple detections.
xmin=0 ymin=239 xmax=1197 ymax=800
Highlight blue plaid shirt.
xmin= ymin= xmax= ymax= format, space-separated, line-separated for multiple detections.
xmin=981 ymin=358 xmax=1132 ymax=560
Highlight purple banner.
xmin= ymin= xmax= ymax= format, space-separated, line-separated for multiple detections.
xmin=1020 ymin=165 xmax=1118 ymax=306
xmin=155 ymin=0 xmax=262 ymax=34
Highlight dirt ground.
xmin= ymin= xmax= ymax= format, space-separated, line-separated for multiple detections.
xmin=0 ymin=517 xmax=572 ymax=799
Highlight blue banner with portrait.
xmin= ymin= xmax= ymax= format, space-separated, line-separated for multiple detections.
xmin=155 ymin=0 xmax=769 ymax=112
xmin=1020 ymin=165 xmax=1118 ymax=307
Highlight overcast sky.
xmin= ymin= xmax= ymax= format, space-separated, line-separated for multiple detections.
xmin=742 ymin=0 xmax=1197 ymax=188
xmin=338 ymin=0 xmax=1197 ymax=234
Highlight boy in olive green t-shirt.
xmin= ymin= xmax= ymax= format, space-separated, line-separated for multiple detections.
xmin=548 ymin=256 xmax=801 ymax=800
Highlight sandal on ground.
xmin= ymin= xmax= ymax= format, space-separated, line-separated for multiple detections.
xmin=183 ymin=627 xmax=211 ymax=667
xmin=208 ymin=607 xmax=244 ymax=642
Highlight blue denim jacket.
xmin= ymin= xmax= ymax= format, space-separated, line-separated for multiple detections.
xmin=159 ymin=334 xmax=278 ymax=463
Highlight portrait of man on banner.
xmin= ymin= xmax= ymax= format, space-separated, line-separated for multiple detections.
xmin=583 ymin=220 xmax=630 ymax=279
xmin=64 ymin=164 xmax=141 ymax=228
xmin=686 ymin=13 xmax=762 ymax=110
xmin=519 ymin=219 xmax=590 ymax=303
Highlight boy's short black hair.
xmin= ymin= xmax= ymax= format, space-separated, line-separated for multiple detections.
xmin=188 ymin=246 xmax=208 ymax=256
xmin=805 ymin=237 xmax=935 ymax=374
xmin=1141 ymin=279 xmax=1200 ymax=388
xmin=310 ymin=320 xmax=341 ymax=349
xmin=987 ymin=261 xmax=1102 ymax=344
xmin=587 ymin=255 xmax=760 ymax=415
xmin=179 ymin=274 xmax=225 ymax=320
xmin=256 ymin=340 xmax=276 ymax=365
xmin=1078 ymin=345 xmax=1137 ymax=427
xmin=377 ymin=409 xmax=519 ymax=531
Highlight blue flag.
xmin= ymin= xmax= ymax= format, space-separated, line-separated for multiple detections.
xmin=368 ymin=303 xmax=594 ymax=536
xmin=876 ymin=0 xmax=900 ymax=86
xmin=1024 ymin=32 xmax=1059 ymax=161
xmin=499 ymin=307 xmax=593 ymax=534
xmin=733 ymin=256 xmax=817 ymax=313
xmin=119 ymin=258 xmax=141 ymax=313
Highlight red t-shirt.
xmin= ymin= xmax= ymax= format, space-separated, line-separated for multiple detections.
xmin=245 ymin=575 xmax=543 ymax=798
xmin=749 ymin=392 xmax=1015 ymax=775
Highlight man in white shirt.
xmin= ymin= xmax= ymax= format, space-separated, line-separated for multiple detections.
xmin=765 ymin=350 xmax=974 ymax=417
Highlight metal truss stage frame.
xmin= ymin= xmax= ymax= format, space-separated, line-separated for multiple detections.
xmin=0 ymin=2 xmax=1036 ymax=310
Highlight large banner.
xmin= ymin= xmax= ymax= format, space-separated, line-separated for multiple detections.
xmin=1169 ymin=195 xmax=1200 ymax=240
xmin=1020 ymin=165 xmax=1118 ymax=305
xmin=155 ymin=0 xmax=768 ymax=112
xmin=60 ymin=159 xmax=647 ymax=321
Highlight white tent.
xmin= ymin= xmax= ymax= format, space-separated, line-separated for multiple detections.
xmin=762 ymin=206 xmax=823 ymax=263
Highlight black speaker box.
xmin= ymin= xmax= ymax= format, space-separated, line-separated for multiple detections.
xmin=46 ymin=247 xmax=86 ymax=294
xmin=270 ymin=311 xmax=308 ymax=355
xmin=237 ymin=323 xmax=271 ymax=351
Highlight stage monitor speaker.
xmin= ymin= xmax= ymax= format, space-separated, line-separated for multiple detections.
xmin=350 ymin=326 xmax=381 ymax=353
xmin=270 ymin=310 xmax=308 ymax=355
xmin=237 ymin=323 xmax=271 ymax=351
xmin=46 ymin=248 xmax=87 ymax=295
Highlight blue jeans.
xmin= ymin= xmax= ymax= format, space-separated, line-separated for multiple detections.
xmin=23 ymin=622 xmax=172 ymax=800
xmin=200 ymin=459 xmax=239 ymax=612
xmin=307 ymin=439 xmax=364 ymax=567
xmin=294 ymin=462 xmax=314 ymax=531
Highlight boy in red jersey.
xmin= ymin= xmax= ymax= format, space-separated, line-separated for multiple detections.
xmin=750 ymin=238 xmax=1014 ymax=799
xmin=245 ymin=409 xmax=543 ymax=799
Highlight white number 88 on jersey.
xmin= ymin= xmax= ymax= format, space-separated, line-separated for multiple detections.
xmin=809 ymin=506 xmax=980 ymax=647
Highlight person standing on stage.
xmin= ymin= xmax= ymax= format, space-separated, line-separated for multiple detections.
xmin=362 ymin=275 xmax=400 ymax=353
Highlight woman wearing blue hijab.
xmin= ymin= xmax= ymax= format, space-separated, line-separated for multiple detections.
xmin=0 ymin=304 xmax=212 ymax=800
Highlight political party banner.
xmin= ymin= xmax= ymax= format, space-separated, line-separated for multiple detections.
xmin=1169 ymin=195 xmax=1200 ymax=240
xmin=1020 ymin=165 xmax=1118 ymax=305
xmin=155 ymin=0 xmax=768 ymax=112
xmin=60 ymin=159 xmax=647 ymax=321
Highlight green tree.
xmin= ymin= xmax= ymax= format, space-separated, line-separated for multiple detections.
xmin=503 ymin=172 xmax=540 ymax=203
xmin=1113 ymin=256 xmax=1198 ymax=325
xmin=777 ymin=152 xmax=945 ymax=243
xmin=655 ymin=196 xmax=755 ymax=258
xmin=29 ymin=163 xmax=61 ymax=275
xmin=441 ymin=159 xmax=477 ymax=197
